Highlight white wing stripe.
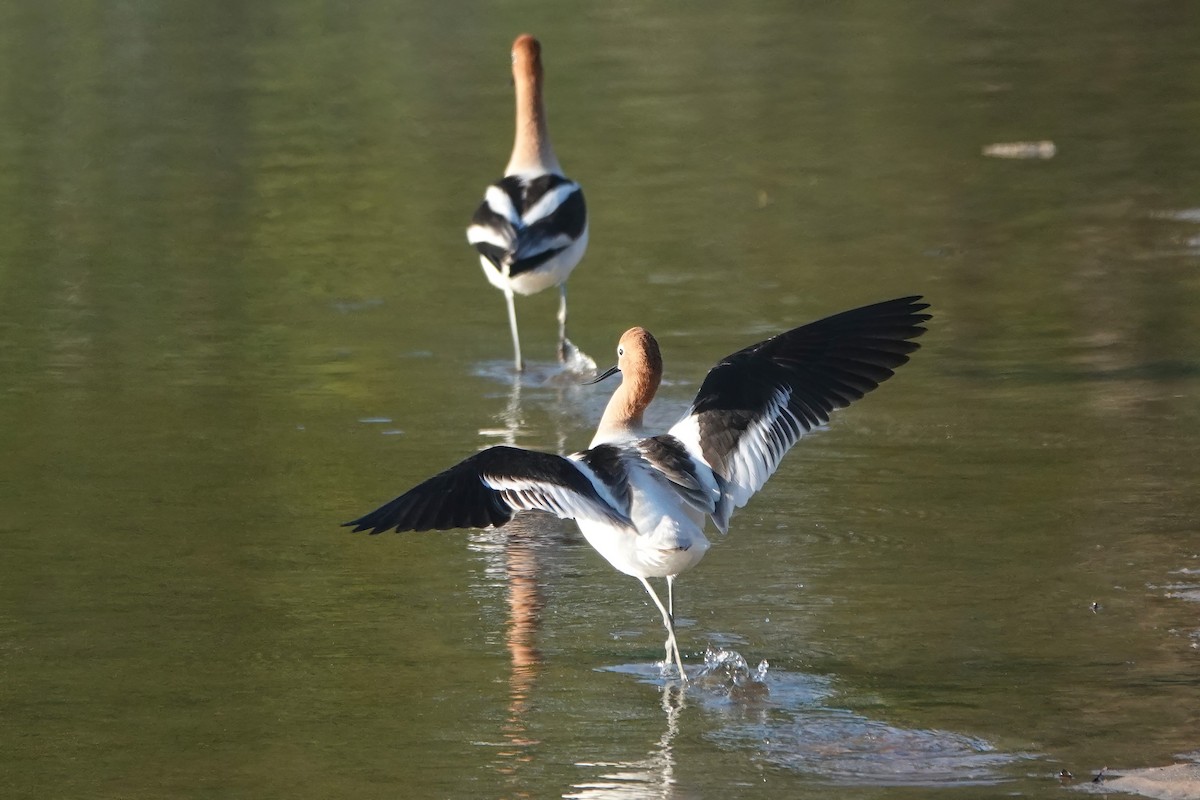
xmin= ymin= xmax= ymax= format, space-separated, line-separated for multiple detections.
xmin=484 ymin=185 xmax=521 ymax=223
xmin=522 ymin=182 xmax=581 ymax=225
xmin=721 ymin=387 xmax=805 ymax=509
xmin=466 ymin=222 xmax=514 ymax=250
xmin=483 ymin=473 xmax=632 ymax=528
xmin=668 ymin=386 xmax=812 ymax=530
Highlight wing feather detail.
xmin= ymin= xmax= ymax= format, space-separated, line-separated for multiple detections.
xmin=636 ymin=435 xmax=720 ymax=515
xmin=669 ymin=296 xmax=930 ymax=531
xmin=343 ymin=445 xmax=632 ymax=534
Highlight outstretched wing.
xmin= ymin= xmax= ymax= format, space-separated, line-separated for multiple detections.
xmin=668 ymin=296 xmax=930 ymax=532
xmin=344 ymin=445 xmax=632 ymax=534
xmin=466 ymin=174 xmax=586 ymax=277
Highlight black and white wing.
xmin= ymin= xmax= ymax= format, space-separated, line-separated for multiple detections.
xmin=668 ymin=296 xmax=930 ymax=532
xmin=344 ymin=445 xmax=631 ymax=534
xmin=466 ymin=174 xmax=587 ymax=278
xmin=636 ymin=435 xmax=722 ymax=515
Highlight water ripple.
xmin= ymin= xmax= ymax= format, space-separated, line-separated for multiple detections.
xmin=605 ymin=648 xmax=1031 ymax=787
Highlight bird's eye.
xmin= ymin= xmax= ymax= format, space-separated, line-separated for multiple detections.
xmin=617 ymin=346 xmax=625 ymax=357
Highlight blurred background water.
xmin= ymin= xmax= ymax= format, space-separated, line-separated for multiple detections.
xmin=2 ymin=2 xmax=1199 ymax=798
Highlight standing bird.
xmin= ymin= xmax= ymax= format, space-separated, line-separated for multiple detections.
xmin=466 ymin=34 xmax=589 ymax=372
xmin=345 ymin=297 xmax=930 ymax=679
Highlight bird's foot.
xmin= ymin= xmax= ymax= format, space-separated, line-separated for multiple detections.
xmin=558 ymin=338 xmax=596 ymax=373
xmin=664 ymin=636 xmax=687 ymax=683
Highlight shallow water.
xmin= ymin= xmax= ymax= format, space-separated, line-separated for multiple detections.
xmin=3 ymin=2 xmax=1200 ymax=798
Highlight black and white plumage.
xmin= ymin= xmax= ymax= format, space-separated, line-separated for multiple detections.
xmin=466 ymin=34 xmax=589 ymax=371
xmin=347 ymin=445 xmax=631 ymax=534
xmin=467 ymin=173 xmax=588 ymax=297
xmin=345 ymin=296 xmax=931 ymax=679
xmin=668 ymin=297 xmax=929 ymax=532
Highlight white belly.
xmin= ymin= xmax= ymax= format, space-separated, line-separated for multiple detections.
xmin=575 ymin=483 xmax=710 ymax=580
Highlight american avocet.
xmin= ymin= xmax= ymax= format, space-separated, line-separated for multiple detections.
xmin=345 ymin=296 xmax=930 ymax=679
xmin=466 ymin=34 xmax=588 ymax=372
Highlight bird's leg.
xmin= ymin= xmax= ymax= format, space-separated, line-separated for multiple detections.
xmin=556 ymin=283 xmax=569 ymax=362
xmin=639 ymin=578 xmax=681 ymax=677
xmin=665 ymin=575 xmax=684 ymax=673
xmin=504 ymin=286 xmax=524 ymax=372
xmin=638 ymin=576 xmax=687 ymax=682
xmin=664 ymin=576 xmax=675 ymax=666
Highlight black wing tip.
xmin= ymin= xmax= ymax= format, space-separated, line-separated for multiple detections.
xmin=849 ymin=295 xmax=932 ymax=340
xmin=341 ymin=516 xmax=392 ymax=535
xmin=888 ymin=293 xmax=929 ymax=308
xmin=900 ymin=297 xmax=933 ymax=326
xmin=874 ymin=294 xmax=931 ymax=316
xmin=862 ymin=295 xmax=931 ymax=318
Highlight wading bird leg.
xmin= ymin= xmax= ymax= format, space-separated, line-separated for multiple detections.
xmin=503 ymin=286 xmax=523 ymax=372
xmin=556 ymin=283 xmax=569 ymax=362
xmin=639 ymin=576 xmax=687 ymax=682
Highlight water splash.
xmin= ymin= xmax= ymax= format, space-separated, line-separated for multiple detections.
xmin=472 ymin=341 xmax=596 ymax=389
xmin=693 ymin=646 xmax=770 ymax=701
xmin=560 ymin=338 xmax=598 ymax=376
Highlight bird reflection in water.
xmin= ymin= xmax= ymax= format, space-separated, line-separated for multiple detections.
xmin=566 ymin=684 xmax=684 ymax=799
xmin=478 ymin=368 xmax=584 ymax=454
xmin=493 ymin=518 xmax=546 ymax=789
xmin=478 ymin=372 xmax=527 ymax=447
xmin=481 ymin=374 xmax=559 ymax=793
